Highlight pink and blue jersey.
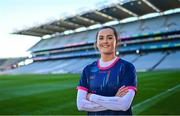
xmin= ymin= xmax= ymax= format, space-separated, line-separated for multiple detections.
xmin=77 ymin=57 xmax=137 ymax=115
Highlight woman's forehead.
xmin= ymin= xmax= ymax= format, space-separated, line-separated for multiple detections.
xmin=98 ymin=28 xmax=114 ymax=35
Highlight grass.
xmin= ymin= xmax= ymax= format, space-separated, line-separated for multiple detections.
xmin=0 ymin=70 xmax=179 ymax=115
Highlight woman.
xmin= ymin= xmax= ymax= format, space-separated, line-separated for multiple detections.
xmin=76 ymin=26 xmax=137 ymax=115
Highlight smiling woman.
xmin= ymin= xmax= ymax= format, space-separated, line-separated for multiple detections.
xmin=76 ymin=26 xmax=137 ymax=115
xmin=95 ymin=26 xmax=118 ymax=61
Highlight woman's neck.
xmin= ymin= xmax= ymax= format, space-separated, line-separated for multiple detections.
xmin=101 ymin=53 xmax=116 ymax=62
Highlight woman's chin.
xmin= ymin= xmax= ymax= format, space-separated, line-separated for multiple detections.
xmin=101 ymin=51 xmax=114 ymax=55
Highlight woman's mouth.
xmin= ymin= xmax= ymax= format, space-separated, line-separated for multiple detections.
xmin=102 ymin=45 xmax=109 ymax=48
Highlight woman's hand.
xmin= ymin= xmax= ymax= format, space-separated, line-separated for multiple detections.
xmin=86 ymin=86 xmax=128 ymax=100
xmin=86 ymin=93 xmax=92 ymax=101
xmin=115 ymin=86 xmax=129 ymax=97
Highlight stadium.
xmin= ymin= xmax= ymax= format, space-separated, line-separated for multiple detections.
xmin=0 ymin=0 xmax=180 ymax=115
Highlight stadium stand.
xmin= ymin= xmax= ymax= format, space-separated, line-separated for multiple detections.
xmin=121 ymin=54 xmax=139 ymax=63
xmin=118 ymin=20 xmax=142 ymax=38
xmin=0 ymin=57 xmax=26 ymax=71
xmin=132 ymin=52 xmax=167 ymax=71
xmin=155 ymin=50 xmax=180 ymax=70
xmin=1 ymin=0 xmax=180 ymax=74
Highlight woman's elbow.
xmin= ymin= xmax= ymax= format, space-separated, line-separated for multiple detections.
xmin=111 ymin=103 xmax=131 ymax=111
xmin=121 ymin=102 xmax=131 ymax=111
xmin=77 ymin=103 xmax=84 ymax=111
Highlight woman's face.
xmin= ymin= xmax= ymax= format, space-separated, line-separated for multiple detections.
xmin=96 ymin=28 xmax=116 ymax=55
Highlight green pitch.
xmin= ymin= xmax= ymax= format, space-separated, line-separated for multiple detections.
xmin=0 ymin=70 xmax=179 ymax=115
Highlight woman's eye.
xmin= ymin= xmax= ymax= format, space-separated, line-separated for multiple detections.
xmin=99 ymin=37 xmax=103 ymax=40
xmin=108 ymin=37 xmax=113 ymax=40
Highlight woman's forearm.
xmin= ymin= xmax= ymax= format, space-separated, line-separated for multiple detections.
xmin=77 ymin=90 xmax=107 ymax=111
xmin=89 ymin=90 xmax=135 ymax=111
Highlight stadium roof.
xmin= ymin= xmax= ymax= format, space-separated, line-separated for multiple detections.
xmin=13 ymin=0 xmax=180 ymax=37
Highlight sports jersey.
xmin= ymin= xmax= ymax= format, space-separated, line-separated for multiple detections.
xmin=77 ymin=57 xmax=137 ymax=115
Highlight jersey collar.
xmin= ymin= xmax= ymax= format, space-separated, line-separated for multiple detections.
xmin=97 ymin=57 xmax=120 ymax=70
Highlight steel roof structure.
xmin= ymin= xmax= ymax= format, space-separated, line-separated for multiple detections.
xmin=13 ymin=0 xmax=180 ymax=37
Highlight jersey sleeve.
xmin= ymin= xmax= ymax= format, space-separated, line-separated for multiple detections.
xmin=76 ymin=66 xmax=89 ymax=92
xmin=121 ymin=63 xmax=137 ymax=91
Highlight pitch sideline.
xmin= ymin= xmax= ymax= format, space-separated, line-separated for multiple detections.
xmin=132 ymin=84 xmax=180 ymax=114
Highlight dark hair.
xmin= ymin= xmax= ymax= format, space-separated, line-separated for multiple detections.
xmin=95 ymin=26 xmax=118 ymax=43
xmin=94 ymin=26 xmax=119 ymax=49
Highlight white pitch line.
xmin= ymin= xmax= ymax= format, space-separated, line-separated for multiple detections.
xmin=132 ymin=84 xmax=180 ymax=114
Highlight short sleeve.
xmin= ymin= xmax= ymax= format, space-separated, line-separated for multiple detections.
xmin=76 ymin=66 xmax=89 ymax=92
xmin=121 ymin=63 xmax=137 ymax=91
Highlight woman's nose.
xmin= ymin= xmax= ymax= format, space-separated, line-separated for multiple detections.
xmin=103 ymin=38 xmax=108 ymax=43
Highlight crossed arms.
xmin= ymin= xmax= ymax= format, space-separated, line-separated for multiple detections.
xmin=77 ymin=86 xmax=135 ymax=111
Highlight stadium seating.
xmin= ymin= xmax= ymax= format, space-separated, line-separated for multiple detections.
xmin=140 ymin=16 xmax=166 ymax=35
xmin=165 ymin=13 xmax=180 ymax=32
xmin=155 ymin=50 xmax=180 ymax=70
xmin=121 ymin=54 xmax=139 ymax=63
xmin=2 ymin=12 xmax=180 ymax=74
xmin=86 ymin=29 xmax=98 ymax=43
xmin=28 ymin=13 xmax=180 ymax=53
xmin=30 ymin=38 xmax=180 ymax=60
xmin=118 ymin=20 xmax=142 ymax=38
xmin=5 ymin=49 xmax=180 ymax=74
xmin=0 ymin=58 xmax=26 ymax=71
xmin=132 ymin=52 xmax=167 ymax=71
